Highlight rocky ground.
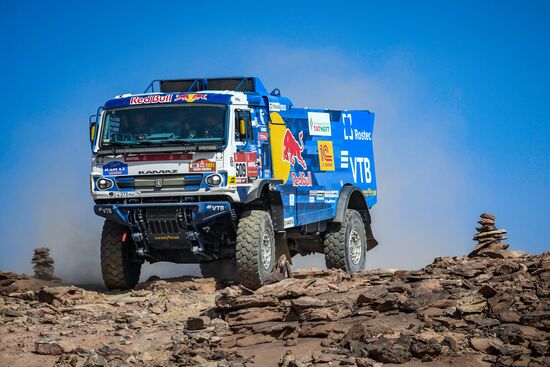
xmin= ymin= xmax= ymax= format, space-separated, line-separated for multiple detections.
xmin=1 ymin=245 xmax=548 ymax=367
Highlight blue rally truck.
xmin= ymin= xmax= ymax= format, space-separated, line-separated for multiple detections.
xmin=89 ymin=77 xmax=378 ymax=290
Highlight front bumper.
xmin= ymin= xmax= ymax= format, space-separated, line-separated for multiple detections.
xmin=94 ymin=201 xmax=231 ymax=227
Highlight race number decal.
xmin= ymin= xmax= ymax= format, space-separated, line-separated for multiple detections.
xmin=234 ymin=152 xmax=258 ymax=184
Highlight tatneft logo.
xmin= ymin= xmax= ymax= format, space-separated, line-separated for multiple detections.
xmin=307 ymin=112 xmax=331 ymax=136
xmin=342 ymin=113 xmax=372 ymax=141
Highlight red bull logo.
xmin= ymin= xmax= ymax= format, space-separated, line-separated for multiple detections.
xmin=282 ymin=129 xmax=307 ymax=170
xmin=130 ymin=94 xmax=173 ymax=105
xmin=174 ymin=93 xmax=208 ymax=103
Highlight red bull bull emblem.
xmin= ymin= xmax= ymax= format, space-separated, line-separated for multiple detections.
xmin=174 ymin=93 xmax=208 ymax=103
xmin=282 ymin=129 xmax=307 ymax=170
xmin=130 ymin=94 xmax=173 ymax=105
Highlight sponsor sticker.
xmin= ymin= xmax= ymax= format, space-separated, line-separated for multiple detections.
xmin=363 ymin=188 xmax=377 ymax=196
xmin=154 ymin=235 xmax=180 ymax=241
xmin=189 ymin=159 xmax=216 ymax=172
xmin=342 ymin=113 xmax=372 ymax=141
xmin=317 ymin=141 xmax=335 ymax=171
xmin=307 ymin=112 xmax=331 ymax=136
xmin=227 ymin=176 xmax=237 ymax=186
xmin=130 ymin=94 xmax=173 ymax=105
xmin=284 ymin=217 xmax=295 ymax=228
xmin=258 ymin=131 xmax=268 ymax=141
xmin=282 ymin=129 xmax=307 ymax=169
xmin=291 ymin=172 xmax=312 ymax=187
xmin=174 ymin=93 xmax=207 ymax=103
xmin=125 ymin=153 xmax=191 ymax=162
xmin=234 ymin=152 xmax=258 ymax=183
xmin=103 ymin=161 xmax=128 ymax=175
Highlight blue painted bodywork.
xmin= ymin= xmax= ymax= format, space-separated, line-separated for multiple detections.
xmin=92 ymin=77 xmax=377 ymax=251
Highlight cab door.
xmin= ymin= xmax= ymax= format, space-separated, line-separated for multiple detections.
xmin=234 ymin=109 xmax=259 ymax=185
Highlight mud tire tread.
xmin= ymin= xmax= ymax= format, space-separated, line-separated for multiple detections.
xmin=100 ymin=220 xmax=141 ymax=290
xmin=236 ymin=210 xmax=274 ymax=289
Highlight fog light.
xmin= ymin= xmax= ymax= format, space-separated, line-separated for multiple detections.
xmin=97 ymin=177 xmax=113 ymax=190
xmin=205 ymin=174 xmax=222 ymax=186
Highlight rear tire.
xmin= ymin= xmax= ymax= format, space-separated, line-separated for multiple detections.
xmin=100 ymin=220 xmax=141 ymax=290
xmin=323 ymin=209 xmax=366 ymax=274
xmin=200 ymin=259 xmax=239 ymax=282
xmin=236 ymin=210 xmax=276 ymax=289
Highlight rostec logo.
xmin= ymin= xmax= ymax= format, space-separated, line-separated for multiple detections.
xmin=342 ymin=113 xmax=372 ymax=141
xmin=129 ymin=94 xmax=173 ymax=105
xmin=174 ymin=93 xmax=208 ymax=103
xmin=282 ymin=129 xmax=307 ymax=170
xmin=341 ymin=151 xmax=372 ymax=183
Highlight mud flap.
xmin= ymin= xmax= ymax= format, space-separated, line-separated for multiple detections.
xmin=366 ymin=223 xmax=378 ymax=251
xmin=274 ymin=232 xmax=292 ymax=265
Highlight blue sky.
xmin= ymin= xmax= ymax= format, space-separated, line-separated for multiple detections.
xmin=0 ymin=2 xmax=548 ymax=281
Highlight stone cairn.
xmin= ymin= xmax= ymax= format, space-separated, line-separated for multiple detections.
xmin=469 ymin=212 xmax=509 ymax=258
xmin=32 ymin=247 xmax=57 ymax=280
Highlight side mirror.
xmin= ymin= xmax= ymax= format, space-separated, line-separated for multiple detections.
xmin=90 ymin=123 xmax=97 ymax=143
xmin=239 ymin=119 xmax=246 ymax=136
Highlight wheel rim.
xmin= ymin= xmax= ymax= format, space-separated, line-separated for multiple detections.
xmin=261 ymin=231 xmax=272 ymax=270
xmin=349 ymin=227 xmax=362 ymax=265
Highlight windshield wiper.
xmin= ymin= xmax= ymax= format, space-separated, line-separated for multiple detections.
xmin=102 ymin=141 xmax=139 ymax=147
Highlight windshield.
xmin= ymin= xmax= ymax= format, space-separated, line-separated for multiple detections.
xmin=100 ymin=105 xmax=227 ymax=147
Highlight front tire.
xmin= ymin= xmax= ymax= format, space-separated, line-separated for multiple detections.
xmin=323 ymin=209 xmax=366 ymax=274
xmin=100 ymin=220 xmax=141 ymax=290
xmin=236 ymin=211 xmax=276 ymax=289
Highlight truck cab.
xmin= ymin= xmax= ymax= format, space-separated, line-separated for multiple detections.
xmin=90 ymin=77 xmax=378 ymax=290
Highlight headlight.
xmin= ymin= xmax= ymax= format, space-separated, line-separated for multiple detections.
xmin=96 ymin=177 xmax=114 ymax=190
xmin=205 ymin=174 xmax=222 ymax=187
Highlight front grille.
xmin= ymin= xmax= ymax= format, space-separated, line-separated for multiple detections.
xmin=115 ymin=174 xmax=202 ymax=191
xmin=148 ymin=219 xmax=180 ymax=234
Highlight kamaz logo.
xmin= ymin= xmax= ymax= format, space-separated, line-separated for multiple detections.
xmin=138 ymin=170 xmax=177 ymax=175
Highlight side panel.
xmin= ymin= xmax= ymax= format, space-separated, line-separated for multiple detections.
xmin=272 ymin=109 xmax=377 ymax=227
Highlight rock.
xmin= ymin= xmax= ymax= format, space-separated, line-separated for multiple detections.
xmin=236 ymin=333 xmax=276 ymax=347
xmin=83 ymin=353 xmax=108 ymax=367
xmin=186 ymin=316 xmax=211 ymax=330
xmin=469 ymin=337 xmax=503 ymax=354
xmin=478 ymin=284 xmax=498 ymax=298
xmin=32 ymin=247 xmax=59 ymax=281
xmin=366 ymin=337 xmax=412 ymax=363
xmin=457 ymin=292 xmax=487 ymax=314
xmin=35 ymin=339 xmax=75 ymax=355
xmin=356 ymin=286 xmax=388 ymax=305
xmin=410 ymin=337 xmax=443 ymax=360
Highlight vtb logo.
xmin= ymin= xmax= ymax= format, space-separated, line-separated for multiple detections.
xmin=341 ymin=151 xmax=372 ymax=183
